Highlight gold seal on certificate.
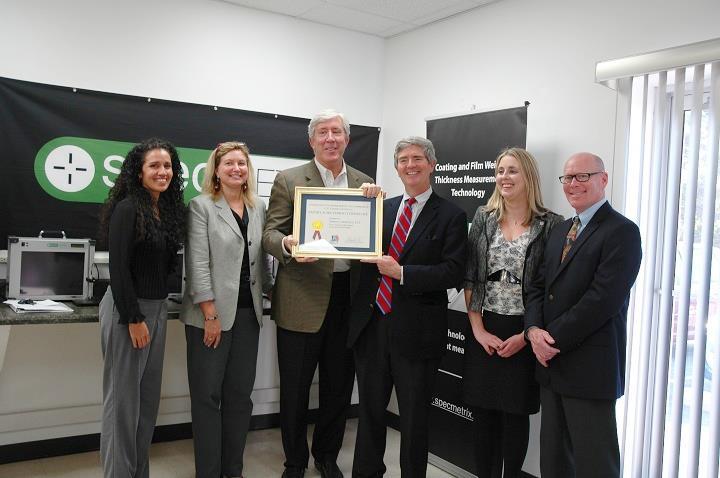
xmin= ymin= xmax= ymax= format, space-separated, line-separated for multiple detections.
xmin=292 ymin=187 xmax=383 ymax=259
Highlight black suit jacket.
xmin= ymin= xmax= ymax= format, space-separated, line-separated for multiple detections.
xmin=348 ymin=192 xmax=468 ymax=360
xmin=525 ymin=201 xmax=642 ymax=400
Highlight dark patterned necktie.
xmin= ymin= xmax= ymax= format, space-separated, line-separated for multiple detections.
xmin=561 ymin=216 xmax=580 ymax=262
xmin=376 ymin=197 xmax=416 ymax=315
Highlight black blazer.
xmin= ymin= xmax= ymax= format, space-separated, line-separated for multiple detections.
xmin=525 ymin=201 xmax=642 ymax=400
xmin=348 ymin=192 xmax=468 ymax=360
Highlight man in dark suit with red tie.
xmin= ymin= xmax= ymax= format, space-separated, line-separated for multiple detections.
xmin=525 ymin=152 xmax=642 ymax=478
xmin=347 ymin=136 xmax=468 ymax=478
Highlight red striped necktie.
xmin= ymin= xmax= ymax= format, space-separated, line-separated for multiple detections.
xmin=376 ymin=197 xmax=416 ymax=315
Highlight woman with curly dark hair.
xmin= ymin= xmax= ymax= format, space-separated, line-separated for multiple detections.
xmin=98 ymin=138 xmax=185 ymax=478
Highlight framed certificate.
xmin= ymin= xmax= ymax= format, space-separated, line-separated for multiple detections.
xmin=292 ymin=187 xmax=383 ymax=259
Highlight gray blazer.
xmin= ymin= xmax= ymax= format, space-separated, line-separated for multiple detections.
xmin=180 ymin=193 xmax=274 ymax=331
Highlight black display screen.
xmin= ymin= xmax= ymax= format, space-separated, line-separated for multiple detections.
xmin=19 ymin=251 xmax=85 ymax=297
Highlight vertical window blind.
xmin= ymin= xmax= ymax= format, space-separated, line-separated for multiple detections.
xmin=598 ymin=40 xmax=720 ymax=478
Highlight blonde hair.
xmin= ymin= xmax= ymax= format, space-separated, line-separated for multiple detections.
xmin=201 ymin=141 xmax=256 ymax=207
xmin=485 ymin=147 xmax=547 ymax=225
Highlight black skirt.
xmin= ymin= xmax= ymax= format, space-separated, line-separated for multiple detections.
xmin=461 ymin=310 xmax=539 ymax=415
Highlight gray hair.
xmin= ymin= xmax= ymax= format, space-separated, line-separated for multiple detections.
xmin=308 ymin=109 xmax=350 ymax=139
xmin=394 ymin=136 xmax=437 ymax=167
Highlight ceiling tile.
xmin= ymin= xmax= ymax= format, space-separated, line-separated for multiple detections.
xmin=378 ymin=22 xmax=417 ymax=38
xmin=327 ymin=0 xmax=462 ymax=22
xmin=218 ymin=0 xmax=324 ymax=17
xmin=301 ymin=3 xmax=404 ymax=36
xmin=409 ymin=0 xmax=482 ymax=25
xmin=213 ymin=0 xmax=503 ymax=37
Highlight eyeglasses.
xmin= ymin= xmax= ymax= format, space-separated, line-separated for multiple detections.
xmin=558 ymin=171 xmax=604 ymax=184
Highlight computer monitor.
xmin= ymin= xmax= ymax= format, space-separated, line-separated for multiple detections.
xmin=7 ymin=236 xmax=94 ymax=300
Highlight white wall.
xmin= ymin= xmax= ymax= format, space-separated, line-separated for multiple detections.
xmin=0 ymin=0 xmax=384 ymax=445
xmin=379 ymin=0 xmax=720 ymax=216
xmin=0 ymin=0 xmax=384 ymax=124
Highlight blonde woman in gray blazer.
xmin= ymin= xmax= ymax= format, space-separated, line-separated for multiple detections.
xmin=180 ymin=141 xmax=274 ymax=478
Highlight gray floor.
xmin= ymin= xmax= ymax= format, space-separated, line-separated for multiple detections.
xmin=0 ymin=419 xmax=455 ymax=477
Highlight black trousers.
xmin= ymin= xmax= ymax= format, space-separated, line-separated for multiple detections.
xmin=185 ymin=308 xmax=259 ymax=478
xmin=277 ymin=271 xmax=354 ymax=470
xmin=352 ymin=312 xmax=440 ymax=478
xmin=470 ymin=407 xmax=529 ymax=478
xmin=539 ymin=386 xmax=620 ymax=478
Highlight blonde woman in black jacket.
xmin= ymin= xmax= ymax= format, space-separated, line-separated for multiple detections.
xmin=463 ymin=147 xmax=562 ymax=478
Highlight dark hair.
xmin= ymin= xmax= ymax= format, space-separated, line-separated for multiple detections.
xmin=100 ymin=138 xmax=185 ymax=251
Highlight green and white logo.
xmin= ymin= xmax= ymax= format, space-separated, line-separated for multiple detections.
xmin=35 ymin=137 xmax=212 ymax=204
xmin=34 ymin=136 xmax=309 ymax=205
xmin=44 ymin=144 xmax=96 ymax=192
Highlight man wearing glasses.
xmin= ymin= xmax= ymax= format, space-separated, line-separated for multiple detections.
xmin=524 ymin=152 xmax=642 ymax=478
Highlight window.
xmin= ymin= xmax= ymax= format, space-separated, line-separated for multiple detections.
xmin=617 ymin=63 xmax=720 ymax=478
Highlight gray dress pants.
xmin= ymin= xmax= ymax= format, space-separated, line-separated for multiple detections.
xmin=100 ymin=288 xmax=168 ymax=478
xmin=185 ymin=307 xmax=260 ymax=478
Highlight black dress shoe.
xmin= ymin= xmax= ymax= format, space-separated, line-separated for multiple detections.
xmin=314 ymin=460 xmax=344 ymax=478
xmin=281 ymin=467 xmax=305 ymax=478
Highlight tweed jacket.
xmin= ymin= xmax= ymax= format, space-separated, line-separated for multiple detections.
xmin=262 ymin=160 xmax=373 ymax=333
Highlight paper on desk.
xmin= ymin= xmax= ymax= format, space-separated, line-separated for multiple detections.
xmin=3 ymin=299 xmax=73 ymax=313
xmin=297 ymin=239 xmax=339 ymax=253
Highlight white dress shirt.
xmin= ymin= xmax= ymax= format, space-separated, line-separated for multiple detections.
xmin=313 ymin=159 xmax=351 ymax=272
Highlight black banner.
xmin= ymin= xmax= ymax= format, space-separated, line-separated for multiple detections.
xmin=427 ymin=106 xmax=528 ymax=476
xmin=428 ymin=309 xmax=476 ymax=474
xmin=428 ymin=106 xmax=527 ymax=221
xmin=0 ymin=76 xmax=380 ymax=249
